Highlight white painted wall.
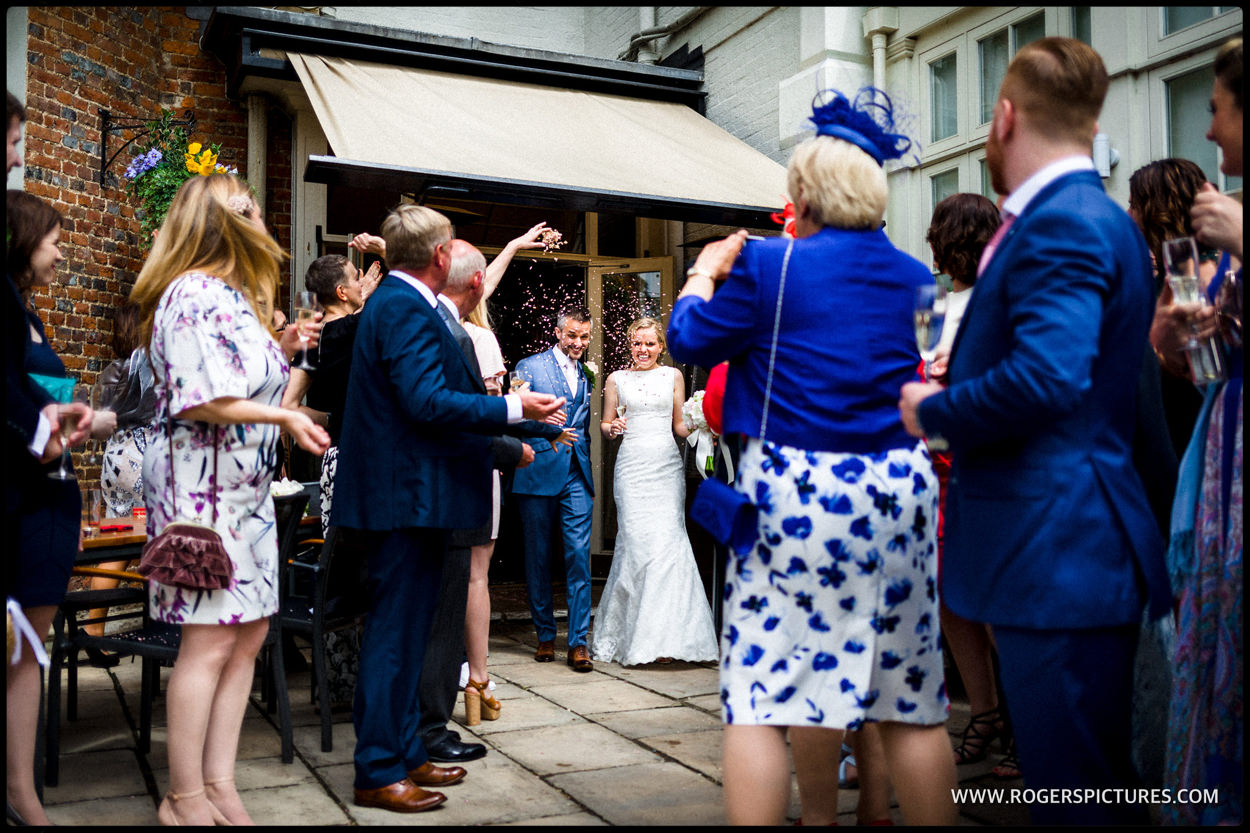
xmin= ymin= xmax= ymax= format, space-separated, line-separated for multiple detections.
xmin=6 ymin=5 xmax=27 ymax=190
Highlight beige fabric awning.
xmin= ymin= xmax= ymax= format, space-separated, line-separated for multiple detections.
xmin=288 ymin=52 xmax=788 ymax=225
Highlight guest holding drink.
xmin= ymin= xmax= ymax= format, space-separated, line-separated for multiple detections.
xmin=82 ymin=303 xmax=157 ymax=644
xmin=5 ymin=188 xmax=94 ymax=827
xmin=668 ymin=88 xmax=956 ymax=826
xmin=593 ymin=317 xmax=718 ymax=666
xmin=1158 ymin=35 xmax=1243 ymax=826
xmin=130 ymin=174 xmax=330 ymax=825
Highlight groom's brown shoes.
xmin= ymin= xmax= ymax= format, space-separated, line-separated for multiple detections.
xmin=534 ymin=640 xmax=555 ymax=662
xmin=567 ymin=644 xmax=593 ymax=672
xmin=353 ymin=778 xmax=446 ymax=812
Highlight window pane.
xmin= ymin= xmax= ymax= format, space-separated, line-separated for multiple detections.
xmin=931 ymin=169 xmax=960 ymax=210
xmin=1072 ymin=7 xmax=1092 ymax=44
xmin=1013 ymin=12 xmax=1046 ymax=50
xmin=930 ymin=54 xmax=959 ymax=141
xmin=979 ymin=159 xmax=998 ymax=201
xmin=1167 ymin=65 xmax=1220 ymax=184
xmin=1164 ymin=7 xmax=1215 ymax=35
xmin=979 ymin=31 xmax=1009 ymax=124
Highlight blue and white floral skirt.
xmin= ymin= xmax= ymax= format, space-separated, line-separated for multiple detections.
xmin=720 ymin=437 xmax=948 ymax=729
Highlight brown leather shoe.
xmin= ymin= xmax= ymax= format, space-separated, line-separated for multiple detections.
xmin=534 ymin=640 xmax=555 ymax=662
xmin=353 ymin=778 xmax=446 ymax=813
xmin=407 ymin=761 xmax=466 ymax=787
xmin=566 ymin=644 xmax=593 ymax=672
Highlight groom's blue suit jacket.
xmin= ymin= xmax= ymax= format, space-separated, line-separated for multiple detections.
xmin=510 ymin=347 xmax=595 ymax=497
xmin=918 ymin=170 xmax=1171 ymax=629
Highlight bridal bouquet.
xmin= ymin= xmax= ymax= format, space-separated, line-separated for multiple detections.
xmin=123 ymin=108 xmax=240 ymax=246
xmin=682 ymin=390 xmax=717 ymax=478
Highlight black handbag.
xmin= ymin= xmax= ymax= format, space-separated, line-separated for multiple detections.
xmin=137 ymin=367 xmax=233 ymax=591
xmin=689 ymin=238 xmax=795 ymax=556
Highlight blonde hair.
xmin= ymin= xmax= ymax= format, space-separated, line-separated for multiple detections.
xmin=787 ymin=136 xmax=887 ymax=230
xmin=381 ymin=204 xmax=452 ymax=271
xmin=627 ymin=317 xmax=665 ymax=354
xmin=131 ymin=174 xmax=285 ymax=347
xmin=467 ymin=297 xmax=492 ymax=331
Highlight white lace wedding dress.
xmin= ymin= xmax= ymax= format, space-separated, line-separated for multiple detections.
xmin=591 ymin=366 xmax=720 ymax=666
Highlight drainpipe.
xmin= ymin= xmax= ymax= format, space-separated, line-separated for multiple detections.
xmin=861 ymin=7 xmax=899 ymax=91
xmin=636 ymin=8 xmax=659 ymax=65
xmin=618 ymin=6 xmax=711 ymax=63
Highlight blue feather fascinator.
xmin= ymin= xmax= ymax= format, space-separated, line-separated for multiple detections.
xmin=808 ymin=87 xmax=914 ymax=166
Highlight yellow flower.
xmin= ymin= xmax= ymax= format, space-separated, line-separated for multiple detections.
xmin=185 ymin=156 xmax=198 ymax=173
xmin=187 ymin=142 xmax=202 ymax=155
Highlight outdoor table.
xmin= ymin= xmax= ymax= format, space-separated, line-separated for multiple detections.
xmin=78 ymin=515 xmax=321 ymax=565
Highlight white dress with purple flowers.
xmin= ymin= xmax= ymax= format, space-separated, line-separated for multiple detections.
xmin=142 ymin=273 xmax=288 ymax=625
xmin=721 ymin=437 xmax=948 ymax=729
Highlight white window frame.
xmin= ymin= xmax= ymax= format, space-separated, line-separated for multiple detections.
xmin=972 ymin=9 xmax=1052 ymax=129
xmin=1147 ymin=6 xmax=1241 ymax=60
xmin=1150 ymin=48 xmax=1241 ymax=192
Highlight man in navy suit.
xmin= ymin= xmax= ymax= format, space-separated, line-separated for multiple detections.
xmin=512 ymin=307 xmax=596 ymax=671
xmin=332 ymin=206 xmax=564 ymax=813
xmin=899 ymin=38 xmax=1170 ymax=824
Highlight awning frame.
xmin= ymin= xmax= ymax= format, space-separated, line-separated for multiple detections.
xmin=303 ymin=156 xmax=782 ymax=228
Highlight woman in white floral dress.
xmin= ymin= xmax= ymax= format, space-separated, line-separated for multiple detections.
xmin=131 ymin=174 xmax=330 ymax=826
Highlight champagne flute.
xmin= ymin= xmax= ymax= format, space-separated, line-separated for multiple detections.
xmin=914 ymin=285 xmax=949 ymax=451
xmin=1162 ymin=236 xmax=1225 ymax=386
xmin=292 ymin=291 xmax=321 ymax=371
xmin=49 ymin=383 xmax=87 ymax=480
xmin=88 ymin=376 xmax=116 ymax=469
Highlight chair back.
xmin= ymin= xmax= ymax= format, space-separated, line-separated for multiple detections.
xmin=273 ymin=492 xmax=310 ymax=567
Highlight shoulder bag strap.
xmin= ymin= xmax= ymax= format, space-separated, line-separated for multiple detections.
xmin=758 ymin=238 xmax=795 ymax=443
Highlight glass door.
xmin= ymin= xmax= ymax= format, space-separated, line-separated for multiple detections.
xmin=586 ymin=257 xmax=674 ymax=557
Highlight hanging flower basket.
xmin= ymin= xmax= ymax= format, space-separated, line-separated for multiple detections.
xmin=123 ymin=109 xmax=239 ymax=247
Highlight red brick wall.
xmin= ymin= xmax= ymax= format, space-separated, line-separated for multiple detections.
xmin=18 ymin=6 xmax=292 ymax=490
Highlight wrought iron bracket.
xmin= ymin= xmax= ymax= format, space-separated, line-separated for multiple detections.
xmin=99 ymin=108 xmax=195 ymax=187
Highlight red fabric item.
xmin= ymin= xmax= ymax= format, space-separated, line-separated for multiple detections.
xmin=703 ymin=361 xmax=729 ymax=436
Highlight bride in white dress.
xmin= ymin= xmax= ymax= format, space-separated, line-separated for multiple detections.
xmin=592 ymin=318 xmax=720 ymax=666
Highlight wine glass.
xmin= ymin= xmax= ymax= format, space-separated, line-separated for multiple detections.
xmin=49 ymin=383 xmax=87 ymax=480
xmin=1162 ymin=236 xmax=1225 ymax=386
xmin=88 ymin=376 xmax=117 ymax=469
xmin=509 ymin=367 xmax=532 ymax=394
xmin=292 ymin=291 xmax=322 ymax=371
xmin=914 ymin=285 xmax=949 ymax=451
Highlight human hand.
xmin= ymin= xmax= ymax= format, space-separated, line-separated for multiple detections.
xmin=898 ymin=381 xmax=944 ymax=439
xmin=511 ymin=222 xmax=550 ymax=251
xmin=90 ymin=408 xmax=118 ymax=440
xmin=693 ymin=229 xmax=749 ymax=282
xmin=284 ymin=410 xmax=331 ymax=455
xmin=544 ymin=407 xmax=568 ymax=426
xmin=516 ymin=442 xmax=536 ymax=468
xmin=359 ymin=261 xmax=383 ymax=303
xmin=520 ymin=391 xmax=566 ymax=421
xmin=608 ymin=415 xmax=627 ymax=437
xmin=551 ymin=429 xmax=578 ymax=451
xmin=926 ymin=349 xmax=951 ymax=385
xmin=280 ymin=310 xmax=323 ymax=360
xmin=40 ymin=403 xmax=64 ymax=463
xmin=61 ymin=402 xmax=94 ymax=447
xmin=1191 ymin=184 xmax=1244 ymax=261
xmin=349 ymin=232 xmax=387 ymax=257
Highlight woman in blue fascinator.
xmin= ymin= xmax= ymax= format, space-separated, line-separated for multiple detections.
xmin=668 ymin=87 xmax=957 ymax=825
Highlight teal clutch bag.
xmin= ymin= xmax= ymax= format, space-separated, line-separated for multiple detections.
xmin=29 ymin=373 xmax=76 ymax=403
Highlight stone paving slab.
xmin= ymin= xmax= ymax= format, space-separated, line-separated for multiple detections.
xmin=46 ymin=794 xmax=158 ymax=826
xmin=449 ymin=688 xmax=587 ymax=735
xmin=588 ymin=704 xmax=721 ymax=739
xmin=636 ymin=728 xmax=723 ymax=781
xmin=44 ymin=747 xmax=149 ymax=803
xmin=532 ymin=676 xmax=676 ymax=714
xmin=596 ymin=662 xmax=721 ymax=700
xmin=485 ymin=720 xmax=662 ymax=776
xmin=492 ymin=658 xmax=606 ymax=689
xmin=550 ymin=761 xmax=725 ymax=826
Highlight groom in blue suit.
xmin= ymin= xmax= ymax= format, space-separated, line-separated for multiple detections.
xmin=333 ymin=206 xmax=564 ymax=813
xmin=900 ymin=38 xmax=1169 ymax=824
xmin=512 ymin=307 xmax=597 ymax=671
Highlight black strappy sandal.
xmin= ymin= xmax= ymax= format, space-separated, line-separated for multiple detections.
xmin=990 ymin=739 xmax=1022 ymax=779
xmin=952 ymin=707 xmax=1004 ymax=765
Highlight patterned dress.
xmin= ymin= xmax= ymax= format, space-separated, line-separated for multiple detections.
xmin=722 ymin=437 xmax=947 ymax=729
xmin=142 ymin=273 xmax=289 ymax=625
